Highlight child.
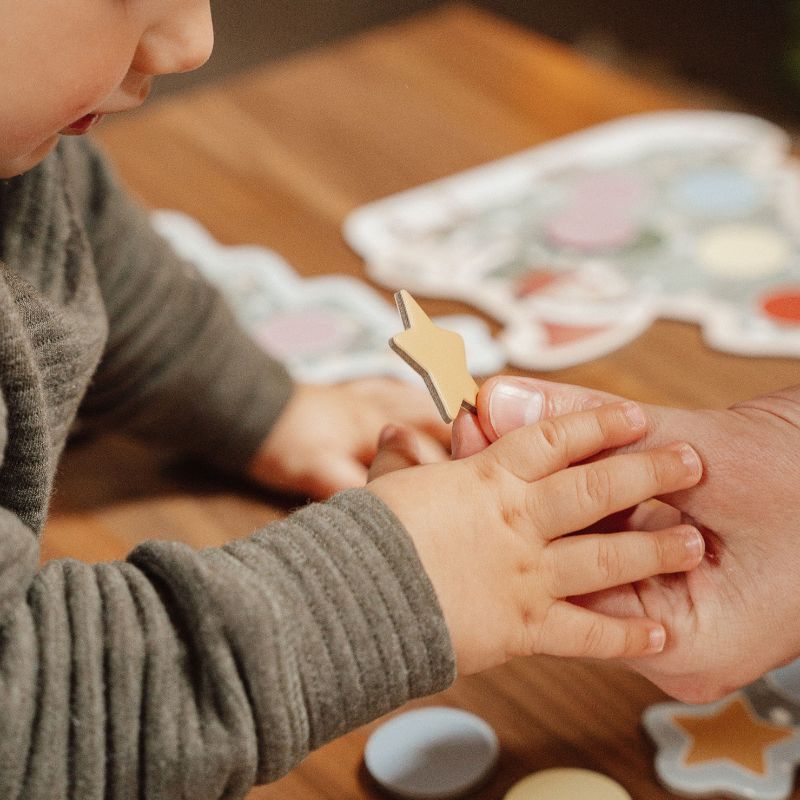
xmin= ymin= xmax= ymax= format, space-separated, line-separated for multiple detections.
xmin=0 ymin=2 xmax=706 ymax=799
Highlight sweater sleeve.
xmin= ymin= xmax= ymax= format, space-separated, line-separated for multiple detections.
xmin=72 ymin=139 xmax=294 ymax=474
xmin=0 ymin=444 xmax=455 ymax=798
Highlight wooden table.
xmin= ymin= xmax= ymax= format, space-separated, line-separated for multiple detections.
xmin=46 ymin=3 xmax=800 ymax=798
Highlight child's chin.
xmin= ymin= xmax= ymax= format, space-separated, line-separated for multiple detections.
xmin=0 ymin=137 xmax=59 ymax=178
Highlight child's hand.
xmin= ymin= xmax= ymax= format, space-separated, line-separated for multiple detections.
xmin=452 ymin=377 xmax=800 ymax=702
xmin=246 ymin=379 xmax=450 ymax=499
xmin=368 ymin=401 xmax=704 ymax=675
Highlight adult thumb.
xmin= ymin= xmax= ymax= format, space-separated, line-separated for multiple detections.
xmin=477 ymin=376 xmax=619 ymax=441
xmin=477 ymin=376 xmax=725 ymax=521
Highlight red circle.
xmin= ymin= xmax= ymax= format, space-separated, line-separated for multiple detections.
xmin=761 ymin=289 xmax=800 ymax=325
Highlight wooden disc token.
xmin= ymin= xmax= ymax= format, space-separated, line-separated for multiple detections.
xmin=364 ymin=706 xmax=499 ymax=799
xmin=504 ymin=768 xmax=632 ymax=800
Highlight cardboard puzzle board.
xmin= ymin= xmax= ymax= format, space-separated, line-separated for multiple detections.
xmin=151 ymin=211 xmax=505 ymax=384
xmin=345 ymin=111 xmax=800 ymax=369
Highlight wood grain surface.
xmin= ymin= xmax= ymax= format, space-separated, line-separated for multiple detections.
xmin=45 ymin=3 xmax=800 ymax=798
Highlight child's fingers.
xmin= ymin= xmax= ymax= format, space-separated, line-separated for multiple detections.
xmin=535 ymin=443 xmax=702 ymax=540
xmin=538 ymin=601 xmax=665 ymax=659
xmin=367 ymin=426 xmax=449 ymax=481
xmin=451 ymin=408 xmax=491 ymax=459
xmin=367 ymin=426 xmax=422 ymax=480
xmin=481 ymin=401 xmax=647 ymax=483
xmin=543 ymin=525 xmax=704 ymax=597
xmin=308 ymin=456 xmax=369 ymax=498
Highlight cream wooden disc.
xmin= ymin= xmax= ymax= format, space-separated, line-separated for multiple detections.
xmin=504 ymin=768 xmax=632 ymax=800
xmin=694 ymin=223 xmax=791 ymax=279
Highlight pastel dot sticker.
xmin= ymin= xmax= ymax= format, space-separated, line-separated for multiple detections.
xmin=760 ymin=288 xmax=800 ymax=325
xmin=504 ymin=768 xmax=632 ymax=800
xmin=253 ymin=308 xmax=356 ymax=358
xmin=546 ymin=212 xmax=636 ymax=251
xmin=545 ymin=172 xmax=643 ymax=251
xmin=694 ymin=223 xmax=791 ymax=279
xmin=669 ymin=166 xmax=762 ymax=218
xmin=364 ymin=706 xmax=499 ymax=799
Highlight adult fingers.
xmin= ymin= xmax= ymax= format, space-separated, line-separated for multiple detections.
xmin=477 ymin=376 xmax=619 ymax=441
xmin=535 ymin=443 xmax=703 ymax=539
xmin=543 ymin=525 xmax=704 ymax=596
xmin=477 ymin=400 xmax=649 ymax=483
xmin=536 ymin=601 xmax=666 ymax=659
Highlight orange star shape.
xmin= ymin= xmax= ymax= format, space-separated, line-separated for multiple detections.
xmin=390 ymin=290 xmax=478 ymax=423
xmin=673 ymin=697 xmax=795 ymax=775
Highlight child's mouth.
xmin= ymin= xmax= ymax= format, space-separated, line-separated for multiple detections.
xmin=61 ymin=114 xmax=103 ymax=136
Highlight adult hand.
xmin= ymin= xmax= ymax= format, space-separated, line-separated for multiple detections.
xmin=452 ymin=377 xmax=800 ymax=702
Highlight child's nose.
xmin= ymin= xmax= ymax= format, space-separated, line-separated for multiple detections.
xmin=133 ymin=2 xmax=214 ymax=77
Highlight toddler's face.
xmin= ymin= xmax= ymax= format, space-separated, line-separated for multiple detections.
xmin=0 ymin=0 xmax=213 ymax=178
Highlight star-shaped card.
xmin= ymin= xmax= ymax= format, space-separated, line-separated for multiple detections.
xmin=390 ymin=290 xmax=479 ymax=423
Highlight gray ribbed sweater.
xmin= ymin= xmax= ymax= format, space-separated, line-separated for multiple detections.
xmin=0 ymin=138 xmax=454 ymax=800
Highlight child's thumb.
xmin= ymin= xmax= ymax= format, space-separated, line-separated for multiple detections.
xmin=367 ymin=425 xmax=424 ymax=481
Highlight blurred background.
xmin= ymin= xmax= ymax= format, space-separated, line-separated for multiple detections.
xmin=157 ymin=0 xmax=799 ymax=128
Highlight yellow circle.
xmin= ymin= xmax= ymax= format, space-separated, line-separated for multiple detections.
xmin=504 ymin=768 xmax=632 ymax=800
xmin=695 ymin=223 xmax=791 ymax=279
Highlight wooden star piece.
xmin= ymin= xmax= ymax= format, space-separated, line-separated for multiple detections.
xmin=390 ymin=290 xmax=479 ymax=423
xmin=643 ymin=692 xmax=800 ymax=800
xmin=673 ymin=697 xmax=794 ymax=775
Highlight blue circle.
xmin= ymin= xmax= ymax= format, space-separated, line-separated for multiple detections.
xmin=669 ymin=166 xmax=762 ymax=218
xmin=364 ymin=706 xmax=499 ymax=799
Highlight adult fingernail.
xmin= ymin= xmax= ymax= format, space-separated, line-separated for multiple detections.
xmin=488 ymin=380 xmax=544 ymax=437
xmin=677 ymin=444 xmax=702 ymax=476
xmin=648 ymin=627 xmax=666 ymax=653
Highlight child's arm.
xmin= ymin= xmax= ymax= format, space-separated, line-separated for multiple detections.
xmin=0 ymin=394 xmax=700 ymax=798
xmin=0 ymin=375 xmax=453 ymax=796
xmin=70 ymin=138 xmax=295 ymax=474
xmin=71 ymin=138 xmax=451 ymax=498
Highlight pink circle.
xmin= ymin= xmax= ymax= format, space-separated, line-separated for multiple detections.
xmin=547 ymin=212 xmax=636 ymax=251
xmin=570 ymin=173 xmax=644 ymax=209
xmin=546 ymin=172 xmax=642 ymax=251
xmin=253 ymin=309 xmax=355 ymax=358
